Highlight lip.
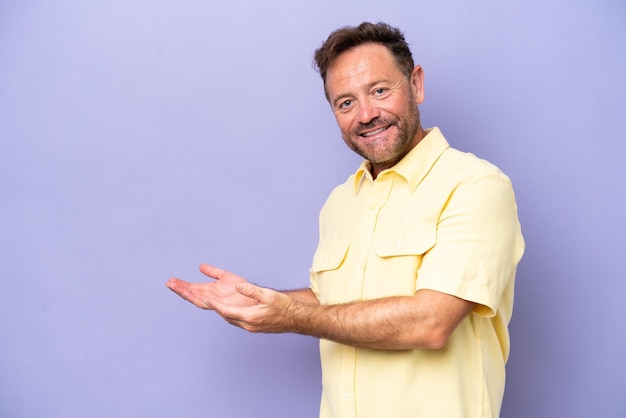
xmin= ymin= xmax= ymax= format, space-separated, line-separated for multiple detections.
xmin=358 ymin=125 xmax=391 ymax=138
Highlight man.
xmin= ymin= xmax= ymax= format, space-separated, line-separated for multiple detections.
xmin=167 ymin=22 xmax=524 ymax=418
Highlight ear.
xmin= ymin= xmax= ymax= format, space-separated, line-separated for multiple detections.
xmin=410 ymin=65 xmax=425 ymax=104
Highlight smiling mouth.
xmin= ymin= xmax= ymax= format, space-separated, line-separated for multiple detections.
xmin=360 ymin=125 xmax=390 ymax=137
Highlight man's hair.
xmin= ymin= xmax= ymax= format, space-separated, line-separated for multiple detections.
xmin=313 ymin=22 xmax=415 ymax=86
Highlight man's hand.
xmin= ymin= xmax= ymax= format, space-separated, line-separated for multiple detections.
xmin=166 ymin=264 xmax=257 ymax=310
xmin=167 ymin=264 xmax=296 ymax=333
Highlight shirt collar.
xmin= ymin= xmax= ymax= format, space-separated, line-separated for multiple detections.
xmin=353 ymin=127 xmax=450 ymax=193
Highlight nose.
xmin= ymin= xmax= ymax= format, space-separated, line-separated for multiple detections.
xmin=357 ymin=98 xmax=381 ymax=124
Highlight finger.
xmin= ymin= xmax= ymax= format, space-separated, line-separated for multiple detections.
xmin=199 ymin=263 xmax=226 ymax=281
xmin=166 ymin=278 xmax=194 ymax=300
xmin=166 ymin=277 xmax=188 ymax=293
xmin=212 ymin=300 xmax=244 ymax=322
xmin=166 ymin=278 xmax=208 ymax=308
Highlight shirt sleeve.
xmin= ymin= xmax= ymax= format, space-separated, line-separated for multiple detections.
xmin=415 ymin=172 xmax=525 ymax=317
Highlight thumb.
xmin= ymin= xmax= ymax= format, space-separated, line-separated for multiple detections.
xmin=236 ymin=282 xmax=265 ymax=300
xmin=199 ymin=263 xmax=224 ymax=280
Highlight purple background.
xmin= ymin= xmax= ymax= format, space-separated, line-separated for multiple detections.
xmin=1 ymin=1 xmax=625 ymax=417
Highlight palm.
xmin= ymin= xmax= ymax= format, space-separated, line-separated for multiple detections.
xmin=167 ymin=264 xmax=256 ymax=310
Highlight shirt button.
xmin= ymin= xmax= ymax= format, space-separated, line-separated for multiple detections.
xmin=344 ymin=390 xmax=352 ymax=399
xmin=369 ymin=209 xmax=376 ymax=216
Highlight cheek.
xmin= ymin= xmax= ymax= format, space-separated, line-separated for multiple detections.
xmin=335 ymin=114 xmax=355 ymax=134
xmin=380 ymin=101 xmax=404 ymax=117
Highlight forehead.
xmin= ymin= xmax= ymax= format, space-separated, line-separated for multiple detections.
xmin=325 ymin=43 xmax=405 ymax=98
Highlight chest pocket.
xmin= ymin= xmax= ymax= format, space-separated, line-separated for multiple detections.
xmin=309 ymin=243 xmax=350 ymax=303
xmin=374 ymin=223 xmax=437 ymax=257
xmin=365 ymin=223 xmax=437 ymax=298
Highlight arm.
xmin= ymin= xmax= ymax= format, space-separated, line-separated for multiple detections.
xmin=167 ymin=265 xmax=473 ymax=350
xmin=213 ymin=280 xmax=474 ymax=350
xmin=293 ymin=289 xmax=473 ymax=350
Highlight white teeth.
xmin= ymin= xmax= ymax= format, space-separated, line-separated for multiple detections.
xmin=362 ymin=127 xmax=387 ymax=137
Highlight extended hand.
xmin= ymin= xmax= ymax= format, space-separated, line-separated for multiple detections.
xmin=166 ymin=264 xmax=257 ymax=310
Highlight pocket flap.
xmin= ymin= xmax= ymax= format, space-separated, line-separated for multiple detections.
xmin=375 ymin=223 xmax=436 ymax=257
xmin=310 ymin=243 xmax=349 ymax=272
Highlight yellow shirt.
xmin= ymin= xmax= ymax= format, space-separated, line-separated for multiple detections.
xmin=309 ymin=127 xmax=525 ymax=418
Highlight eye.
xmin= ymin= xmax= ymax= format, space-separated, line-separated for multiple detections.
xmin=339 ymin=99 xmax=353 ymax=109
xmin=374 ymin=87 xmax=387 ymax=96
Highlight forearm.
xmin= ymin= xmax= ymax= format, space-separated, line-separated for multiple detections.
xmin=287 ymin=290 xmax=472 ymax=350
xmin=212 ymin=282 xmax=472 ymax=350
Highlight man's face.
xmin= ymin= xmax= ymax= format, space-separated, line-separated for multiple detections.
xmin=325 ymin=43 xmax=424 ymax=176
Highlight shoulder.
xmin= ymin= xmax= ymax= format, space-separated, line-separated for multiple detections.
xmin=321 ymin=174 xmax=357 ymax=209
xmin=436 ymin=147 xmax=512 ymax=187
xmin=442 ymin=147 xmax=504 ymax=174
